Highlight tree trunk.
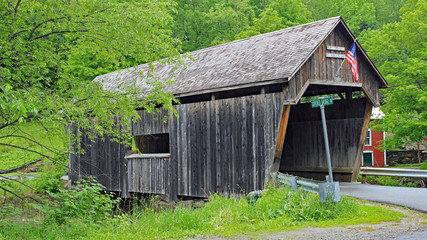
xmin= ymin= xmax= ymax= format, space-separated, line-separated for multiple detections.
xmin=417 ymin=142 xmax=421 ymax=164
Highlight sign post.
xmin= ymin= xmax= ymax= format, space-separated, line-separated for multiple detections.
xmin=319 ymin=104 xmax=334 ymax=183
xmin=311 ymin=97 xmax=340 ymax=202
xmin=311 ymin=97 xmax=334 ymax=183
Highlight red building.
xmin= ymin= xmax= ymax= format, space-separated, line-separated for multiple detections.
xmin=362 ymin=108 xmax=386 ymax=167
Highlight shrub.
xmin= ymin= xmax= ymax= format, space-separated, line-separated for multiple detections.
xmin=32 ymin=163 xmax=67 ymax=194
xmin=364 ymin=175 xmax=420 ymax=187
xmin=31 ymin=178 xmax=119 ymax=224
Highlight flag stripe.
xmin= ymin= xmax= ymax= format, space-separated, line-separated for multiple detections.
xmin=346 ymin=42 xmax=358 ymax=82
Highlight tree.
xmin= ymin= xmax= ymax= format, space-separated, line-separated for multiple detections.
xmin=207 ymin=0 xmax=255 ymax=45
xmin=236 ymin=0 xmax=311 ymax=39
xmin=172 ymin=0 xmax=255 ymax=51
xmin=0 ymin=0 xmax=182 ymax=171
xmin=360 ymin=0 xmax=426 ymax=162
xmin=369 ymin=0 xmax=407 ymax=28
xmin=171 ymin=0 xmax=220 ymax=52
xmin=304 ymin=0 xmax=376 ymax=35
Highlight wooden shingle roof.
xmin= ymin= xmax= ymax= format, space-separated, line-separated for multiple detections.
xmin=95 ymin=17 xmax=383 ymax=97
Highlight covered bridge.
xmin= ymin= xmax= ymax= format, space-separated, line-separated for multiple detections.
xmin=70 ymin=16 xmax=387 ymax=201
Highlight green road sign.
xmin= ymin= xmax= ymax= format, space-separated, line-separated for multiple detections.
xmin=311 ymin=97 xmax=333 ymax=108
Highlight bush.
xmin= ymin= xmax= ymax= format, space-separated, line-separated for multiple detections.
xmin=32 ymin=163 xmax=67 ymax=194
xmin=363 ymin=175 xmax=420 ymax=187
xmin=31 ymin=178 xmax=119 ymax=225
xmin=247 ymin=186 xmax=358 ymax=222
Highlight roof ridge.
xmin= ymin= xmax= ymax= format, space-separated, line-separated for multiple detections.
xmin=186 ymin=16 xmax=342 ymax=56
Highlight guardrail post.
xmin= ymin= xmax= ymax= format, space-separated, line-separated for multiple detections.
xmin=275 ymin=172 xmax=341 ymax=202
xmin=291 ymin=177 xmax=298 ymax=190
xmin=319 ymin=182 xmax=341 ymax=202
xmin=361 ymin=174 xmax=367 ymax=184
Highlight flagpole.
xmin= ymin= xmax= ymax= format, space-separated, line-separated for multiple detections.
xmin=335 ymin=38 xmax=357 ymax=77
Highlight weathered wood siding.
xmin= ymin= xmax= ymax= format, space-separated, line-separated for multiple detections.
xmin=69 ymin=124 xmax=127 ymax=192
xmin=289 ymin=27 xmax=381 ymax=106
xmin=126 ymin=155 xmax=170 ymax=194
xmin=127 ymin=91 xmax=286 ymax=198
xmin=131 ymin=109 xmax=169 ymax=135
xmin=279 ymin=98 xmax=369 ymax=181
xmin=168 ymin=92 xmax=285 ymax=197
xmin=70 ymin=95 xmax=371 ymax=197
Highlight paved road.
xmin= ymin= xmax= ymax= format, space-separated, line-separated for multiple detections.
xmin=391 ymin=228 xmax=427 ymax=240
xmin=340 ymin=182 xmax=427 ymax=213
xmin=340 ymin=182 xmax=427 ymax=240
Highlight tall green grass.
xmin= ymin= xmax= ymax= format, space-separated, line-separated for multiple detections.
xmin=0 ymin=186 xmax=404 ymax=240
xmin=360 ymin=175 xmax=423 ymax=187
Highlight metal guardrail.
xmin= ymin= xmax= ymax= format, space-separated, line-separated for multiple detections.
xmin=273 ymin=172 xmax=341 ymax=202
xmin=359 ymin=167 xmax=427 ymax=184
xmin=276 ymin=172 xmax=322 ymax=193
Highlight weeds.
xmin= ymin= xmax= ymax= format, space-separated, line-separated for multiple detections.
xmin=0 ymin=184 xmax=404 ymax=240
xmin=31 ymin=178 xmax=119 ymax=225
xmin=360 ymin=175 xmax=423 ymax=187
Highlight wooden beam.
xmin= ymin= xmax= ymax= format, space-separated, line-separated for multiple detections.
xmin=346 ymin=88 xmax=352 ymax=100
xmin=351 ymin=102 xmax=373 ymax=181
xmin=308 ymin=79 xmax=362 ymax=88
xmin=269 ymin=104 xmax=291 ymax=174
xmin=333 ymin=87 xmax=345 ymax=100
xmin=174 ymin=78 xmax=288 ymax=98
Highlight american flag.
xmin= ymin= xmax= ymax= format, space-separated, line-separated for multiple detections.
xmin=346 ymin=42 xmax=358 ymax=82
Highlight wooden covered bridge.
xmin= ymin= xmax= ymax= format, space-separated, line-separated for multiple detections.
xmin=69 ymin=17 xmax=387 ymax=201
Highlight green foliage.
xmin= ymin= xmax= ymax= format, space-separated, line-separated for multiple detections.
xmin=207 ymin=0 xmax=255 ymax=45
xmin=0 ymin=186 xmax=405 ymax=239
xmin=420 ymin=161 xmax=427 ymax=170
xmin=77 ymin=188 xmax=401 ymax=239
xmin=360 ymin=0 xmax=427 ymax=151
xmin=0 ymin=204 xmax=22 ymax=219
xmin=236 ymin=0 xmax=312 ymax=39
xmin=370 ymin=0 xmax=407 ymax=27
xmin=31 ymin=178 xmax=119 ymax=225
xmin=304 ymin=0 xmax=376 ymax=35
xmin=0 ymin=0 xmax=182 ymax=168
xmin=361 ymin=175 xmax=422 ymax=187
xmin=32 ymin=163 xmax=67 ymax=194
xmin=173 ymin=0 xmax=311 ymax=52
xmin=0 ymin=122 xmax=66 ymax=170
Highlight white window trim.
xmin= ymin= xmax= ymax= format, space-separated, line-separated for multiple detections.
xmin=383 ymin=130 xmax=387 ymax=166
xmin=365 ymin=128 xmax=372 ymax=146
xmin=362 ymin=151 xmax=374 ymax=166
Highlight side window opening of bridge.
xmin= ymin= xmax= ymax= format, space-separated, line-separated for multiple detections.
xmin=134 ymin=133 xmax=170 ymax=154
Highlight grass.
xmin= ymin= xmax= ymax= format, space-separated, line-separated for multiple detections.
xmin=389 ymin=161 xmax=427 ymax=170
xmin=391 ymin=163 xmax=422 ymax=168
xmin=0 ymin=122 xmax=67 ymax=171
xmin=359 ymin=175 xmax=422 ymax=187
xmin=358 ymin=161 xmax=427 ymax=187
xmin=0 ymin=185 xmax=405 ymax=240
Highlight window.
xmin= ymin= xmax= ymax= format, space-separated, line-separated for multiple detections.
xmin=362 ymin=151 xmax=373 ymax=166
xmin=365 ymin=128 xmax=371 ymax=146
xmin=134 ymin=133 xmax=170 ymax=153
